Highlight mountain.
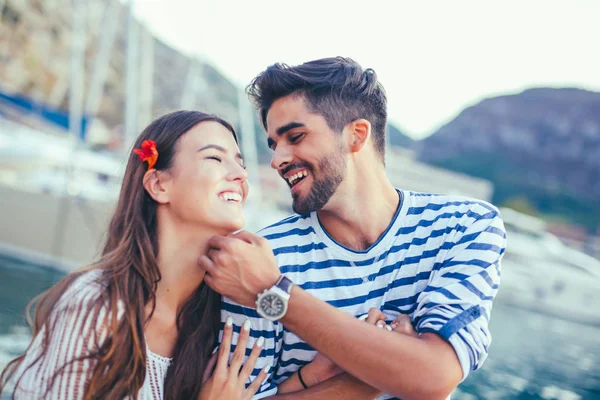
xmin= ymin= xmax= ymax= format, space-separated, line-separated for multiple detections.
xmin=5 ymin=0 xmax=409 ymax=167
xmin=416 ymin=88 xmax=600 ymax=231
xmin=387 ymin=124 xmax=414 ymax=149
xmin=0 ymin=0 xmax=241 ymax=138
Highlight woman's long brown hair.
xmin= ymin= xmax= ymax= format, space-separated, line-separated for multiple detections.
xmin=0 ymin=110 xmax=238 ymax=399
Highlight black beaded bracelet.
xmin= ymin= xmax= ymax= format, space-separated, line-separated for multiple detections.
xmin=297 ymin=365 xmax=308 ymax=389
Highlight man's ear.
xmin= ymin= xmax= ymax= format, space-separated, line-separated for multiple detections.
xmin=142 ymin=169 xmax=170 ymax=204
xmin=347 ymin=119 xmax=371 ymax=153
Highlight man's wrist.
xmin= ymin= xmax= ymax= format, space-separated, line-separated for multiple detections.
xmin=256 ymin=274 xmax=283 ymax=296
xmin=255 ymin=275 xmax=294 ymax=321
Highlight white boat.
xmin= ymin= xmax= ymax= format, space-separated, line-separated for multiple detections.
xmin=0 ymin=116 xmax=288 ymax=270
xmin=497 ymin=207 xmax=600 ymax=325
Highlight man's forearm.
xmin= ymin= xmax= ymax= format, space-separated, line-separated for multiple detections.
xmin=279 ymin=287 xmax=462 ymax=400
xmin=268 ymin=373 xmax=381 ymax=400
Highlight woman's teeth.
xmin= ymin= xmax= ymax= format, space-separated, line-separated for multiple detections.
xmin=219 ymin=192 xmax=242 ymax=202
xmin=287 ymin=170 xmax=308 ymax=186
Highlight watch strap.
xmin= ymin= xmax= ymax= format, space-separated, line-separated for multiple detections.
xmin=275 ymin=275 xmax=294 ymax=294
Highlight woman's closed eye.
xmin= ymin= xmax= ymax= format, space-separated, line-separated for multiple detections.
xmin=207 ymin=156 xmax=246 ymax=170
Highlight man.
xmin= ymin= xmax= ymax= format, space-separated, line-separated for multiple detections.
xmin=199 ymin=57 xmax=506 ymax=399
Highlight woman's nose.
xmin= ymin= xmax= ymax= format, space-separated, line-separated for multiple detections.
xmin=227 ymin=162 xmax=248 ymax=182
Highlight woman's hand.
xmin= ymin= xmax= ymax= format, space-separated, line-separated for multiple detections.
xmin=362 ymin=308 xmax=418 ymax=337
xmin=199 ymin=317 xmax=269 ymax=400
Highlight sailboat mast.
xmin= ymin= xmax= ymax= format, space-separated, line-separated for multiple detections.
xmin=84 ymin=0 xmax=120 ymax=121
xmin=69 ymin=0 xmax=86 ymax=143
xmin=124 ymin=0 xmax=139 ymax=151
xmin=237 ymin=88 xmax=262 ymax=204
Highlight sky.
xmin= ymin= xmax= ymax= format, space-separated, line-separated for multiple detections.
xmin=130 ymin=0 xmax=600 ymax=139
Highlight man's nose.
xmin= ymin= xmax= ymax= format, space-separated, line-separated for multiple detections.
xmin=270 ymin=146 xmax=293 ymax=170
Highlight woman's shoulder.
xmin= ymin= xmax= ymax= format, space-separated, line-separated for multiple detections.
xmin=53 ymin=268 xmax=107 ymax=312
xmin=46 ymin=269 xmax=122 ymax=344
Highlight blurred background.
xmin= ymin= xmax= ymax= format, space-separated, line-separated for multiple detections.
xmin=1 ymin=0 xmax=599 ymax=398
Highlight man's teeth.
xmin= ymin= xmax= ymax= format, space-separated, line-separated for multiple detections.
xmin=287 ymin=170 xmax=308 ymax=186
xmin=219 ymin=192 xmax=242 ymax=202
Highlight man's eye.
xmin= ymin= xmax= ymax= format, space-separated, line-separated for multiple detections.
xmin=290 ymin=133 xmax=304 ymax=143
xmin=207 ymin=156 xmax=222 ymax=162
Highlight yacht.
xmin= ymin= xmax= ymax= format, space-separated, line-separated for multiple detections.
xmin=0 ymin=117 xmax=287 ymax=271
xmin=497 ymin=207 xmax=600 ymax=325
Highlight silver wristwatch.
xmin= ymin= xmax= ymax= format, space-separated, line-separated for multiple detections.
xmin=255 ymin=275 xmax=294 ymax=321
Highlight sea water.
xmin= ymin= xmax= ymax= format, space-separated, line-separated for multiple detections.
xmin=1 ymin=253 xmax=599 ymax=399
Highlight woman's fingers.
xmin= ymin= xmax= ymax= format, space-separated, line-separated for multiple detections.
xmin=202 ymin=351 xmax=219 ymax=384
xmin=391 ymin=314 xmax=418 ymax=337
xmin=239 ymin=335 xmax=265 ymax=381
xmin=365 ymin=308 xmax=386 ymax=325
xmin=215 ymin=316 xmax=234 ymax=373
xmin=364 ymin=308 xmax=391 ymax=330
xmin=203 ymin=318 xmax=270 ymax=399
xmin=362 ymin=309 xmax=415 ymax=334
xmin=230 ymin=319 xmax=251 ymax=374
xmin=245 ymin=364 xmax=270 ymax=397
xmin=375 ymin=320 xmax=389 ymax=330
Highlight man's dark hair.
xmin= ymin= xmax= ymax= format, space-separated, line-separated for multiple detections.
xmin=246 ymin=57 xmax=388 ymax=162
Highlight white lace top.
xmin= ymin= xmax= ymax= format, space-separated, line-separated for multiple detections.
xmin=138 ymin=346 xmax=172 ymax=400
xmin=11 ymin=270 xmax=173 ymax=399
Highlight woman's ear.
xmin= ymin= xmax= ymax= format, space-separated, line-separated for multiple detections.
xmin=142 ymin=169 xmax=170 ymax=204
xmin=348 ymin=119 xmax=371 ymax=153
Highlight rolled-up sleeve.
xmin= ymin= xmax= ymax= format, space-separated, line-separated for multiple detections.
xmin=414 ymin=208 xmax=506 ymax=380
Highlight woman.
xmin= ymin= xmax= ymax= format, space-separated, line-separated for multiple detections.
xmin=0 ymin=110 xmax=409 ymax=400
xmin=0 ymin=111 xmax=268 ymax=399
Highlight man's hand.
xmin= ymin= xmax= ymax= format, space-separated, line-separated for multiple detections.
xmin=199 ymin=230 xmax=281 ymax=307
xmin=299 ymin=352 xmax=344 ymax=388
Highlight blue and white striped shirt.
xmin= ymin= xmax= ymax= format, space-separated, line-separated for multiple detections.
xmin=220 ymin=190 xmax=506 ymax=399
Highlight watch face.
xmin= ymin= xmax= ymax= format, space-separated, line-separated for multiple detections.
xmin=259 ymin=293 xmax=285 ymax=317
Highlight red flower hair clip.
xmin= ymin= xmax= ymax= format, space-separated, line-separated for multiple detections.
xmin=133 ymin=140 xmax=158 ymax=170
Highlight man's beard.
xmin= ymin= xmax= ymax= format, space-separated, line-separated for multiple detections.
xmin=291 ymin=150 xmax=346 ymax=215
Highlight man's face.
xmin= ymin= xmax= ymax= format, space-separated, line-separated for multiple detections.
xmin=265 ymin=95 xmax=347 ymax=215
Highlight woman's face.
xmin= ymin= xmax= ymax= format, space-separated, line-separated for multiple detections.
xmin=165 ymin=121 xmax=249 ymax=233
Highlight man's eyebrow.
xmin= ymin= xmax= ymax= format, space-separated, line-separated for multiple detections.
xmin=276 ymin=122 xmax=305 ymax=136
xmin=198 ymin=144 xmax=243 ymax=159
xmin=267 ymin=122 xmax=306 ymax=149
